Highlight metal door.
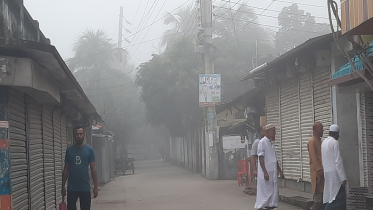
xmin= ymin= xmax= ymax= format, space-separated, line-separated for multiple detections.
xmin=53 ymin=110 xmax=63 ymax=206
xmin=313 ymin=67 xmax=332 ymax=135
xmin=8 ymin=89 xmax=29 ymax=210
xmin=265 ymin=86 xmax=282 ymax=165
xmin=280 ymin=78 xmax=301 ymax=180
xmin=299 ymin=72 xmax=314 ymax=182
xmin=28 ymin=98 xmax=45 ymax=209
xmin=42 ymin=105 xmax=56 ymax=210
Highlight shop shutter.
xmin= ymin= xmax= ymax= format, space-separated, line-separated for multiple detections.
xmin=61 ymin=114 xmax=67 ymax=166
xmin=364 ymin=92 xmax=373 ymax=194
xmin=53 ymin=110 xmax=63 ymax=206
xmin=8 ymin=89 xmax=29 ymax=210
xmin=265 ymin=86 xmax=282 ymax=165
xmin=28 ymin=98 xmax=45 ymax=209
xmin=360 ymin=93 xmax=368 ymax=187
xmin=299 ymin=72 xmax=314 ymax=182
xmin=313 ymin=67 xmax=332 ymax=135
xmin=42 ymin=105 xmax=56 ymax=210
xmin=280 ymin=78 xmax=301 ymax=180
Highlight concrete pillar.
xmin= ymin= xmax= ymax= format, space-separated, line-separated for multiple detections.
xmin=0 ymin=87 xmax=12 ymax=209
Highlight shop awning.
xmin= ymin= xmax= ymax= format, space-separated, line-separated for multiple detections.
xmin=329 ymin=42 xmax=373 ymax=86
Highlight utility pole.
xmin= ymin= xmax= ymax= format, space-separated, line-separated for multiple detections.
xmin=201 ymin=0 xmax=218 ymax=179
xmin=255 ymin=39 xmax=258 ymax=67
xmin=118 ymin=6 xmax=124 ymax=64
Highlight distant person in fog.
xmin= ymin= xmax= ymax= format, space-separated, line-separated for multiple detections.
xmin=159 ymin=145 xmax=165 ymax=161
xmin=62 ymin=126 xmax=98 ymax=210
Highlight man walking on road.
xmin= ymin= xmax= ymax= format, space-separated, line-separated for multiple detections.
xmin=321 ymin=124 xmax=348 ymax=210
xmin=62 ymin=126 xmax=98 ymax=210
xmin=307 ymin=122 xmax=325 ymax=210
xmin=255 ymin=124 xmax=285 ymax=210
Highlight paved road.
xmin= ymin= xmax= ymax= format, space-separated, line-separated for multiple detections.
xmin=91 ymin=160 xmax=302 ymax=210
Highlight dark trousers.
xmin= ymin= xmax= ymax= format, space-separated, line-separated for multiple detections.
xmin=67 ymin=191 xmax=91 ymax=210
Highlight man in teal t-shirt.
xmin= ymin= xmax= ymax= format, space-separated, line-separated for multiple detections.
xmin=62 ymin=126 xmax=98 ymax=210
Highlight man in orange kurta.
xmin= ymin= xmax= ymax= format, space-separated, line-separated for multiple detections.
xmin=307 ymin=122 xmax=325 ymax=210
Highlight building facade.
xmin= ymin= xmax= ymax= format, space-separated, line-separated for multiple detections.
xmin=0 ymin=1 xmax=101 ymax=209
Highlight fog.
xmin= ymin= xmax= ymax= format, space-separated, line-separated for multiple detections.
xmin=25 ymin=0 xmax=336 ymax=66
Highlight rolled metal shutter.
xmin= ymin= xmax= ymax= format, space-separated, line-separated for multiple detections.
xmin=299 ymin=72 xmax=314 ymax=182
xmin=8 ymin=89 xmax=29 ymax=210
xmin=53 ymin=110 xmax=63 ymax=206
xmin=360 ymin=93 xmax=368 ymax=187
xmin=280 ymin=79 xmax=301 ymax=180
xmin=42 ymin=105 xmax=56 ymax=210
xmin=313 ymin=67 xmax=332 ymax=135
xmin=364 ymin=93 xmax=373 ymax=193
xmin=61 ymin=114 xmax=67 ymax=168
xmin=265 ymin=86 xmax=282 ymax=165
xmin=28 ymin=98 xmax=45 ymax=209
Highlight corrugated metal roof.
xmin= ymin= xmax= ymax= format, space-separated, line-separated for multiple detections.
xmin=242 ymin=33 xmax=335 ymax=81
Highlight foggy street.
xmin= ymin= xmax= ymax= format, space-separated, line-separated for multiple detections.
xmin=91 ymin=160 xmax=302 ymax=210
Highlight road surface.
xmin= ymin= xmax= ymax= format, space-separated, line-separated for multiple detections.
xmin=91 ymin=160 xmax=302 ymax=210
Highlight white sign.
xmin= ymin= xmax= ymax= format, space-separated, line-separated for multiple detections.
xmin=222 ymin=136 xmax=246 ymax=150
xmin=0 ymin=121 xmax=9 ymax=128
xmin=208 ymin=132 xmax=213 ymax=147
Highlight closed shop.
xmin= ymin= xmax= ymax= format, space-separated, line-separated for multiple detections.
xmin=43 ymin=105 xmax=56 ymax=210
xmin=265 ymin=67 xmax=332 ymax=182
xmin=280 ymin=79 xmax=301 ymax=180
xmin=8 ymin=89 xmax=28 ymax=210
xmin=28 ymin=98 xmax=45 ymax=209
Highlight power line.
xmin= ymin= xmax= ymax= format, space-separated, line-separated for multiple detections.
xmin=131 ymin=0 xmax=143 ymax=23
xmin=216 ymin=1 xmax=335 ymax=21
xmin=220 ymin=0 xmax=327 ymax=8
xmin=78 ymin=70 xmax=135 ymax=83
xmin=218 ymin=16 xmax=329 ymax=34
xmin=228 ymin=0 xmax=245 ymax=62
xmin=130 ymin=0 xmax=160 ymax=48
xmin=130 ymin=0 xmax=167 ymax=60
xmin=87 ymin=84 xmax=137 ymax=97
xmin=65 ymin=1 xmax=192 ymax=64
xmin=216 ymin=5 xmax=337 ymax=25
xmin=83 ymin=80 xmax=135 ymax=90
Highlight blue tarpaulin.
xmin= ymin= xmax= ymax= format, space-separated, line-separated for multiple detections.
xmin=332 ymin=42 xmax=373 ymax=79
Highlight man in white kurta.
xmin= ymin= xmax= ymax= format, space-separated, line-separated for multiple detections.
xmin=255 ymin=124 xmax=284 ymax=210
xmin=321 ymin=124 xmax=348 ymax=210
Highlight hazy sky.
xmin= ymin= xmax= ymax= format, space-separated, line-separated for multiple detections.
xmin=24 ymin=0 xmax=336 ymax=66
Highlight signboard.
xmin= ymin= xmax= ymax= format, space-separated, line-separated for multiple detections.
xmin=222 ymin=136 xmax=246 ymax=150
xmin=199 ymin=74 xmax=221 ymax=107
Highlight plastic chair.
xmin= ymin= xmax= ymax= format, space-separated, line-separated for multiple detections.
xmin=238 ymin=160 xmax=249 ymax=187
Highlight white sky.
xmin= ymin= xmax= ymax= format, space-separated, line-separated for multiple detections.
xmin=24 ymin=0 xmax=337 ymax=66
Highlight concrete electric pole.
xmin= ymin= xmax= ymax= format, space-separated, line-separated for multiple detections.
xmin=118 ymin=6 xmax=124 ymax=64
xmin=201 ymin=0 xmax=219 ymax=179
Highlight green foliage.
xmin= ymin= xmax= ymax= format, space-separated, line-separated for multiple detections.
xmin=275 ymin=4 xmax=331 ymax=53
xmin=69 ymin=29 xmax=145 ymax=145
xmin=136 ymin=38 xmax=203 ymax=136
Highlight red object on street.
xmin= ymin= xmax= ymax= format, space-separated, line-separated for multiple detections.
xmin=59 ymin=202 xmax=66 ymax=210
xmin=237 ymin=160 xmax=250 ymax=187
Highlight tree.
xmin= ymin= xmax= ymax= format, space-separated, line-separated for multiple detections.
xmin=69 ymin=29 xmax=145 ymax=145
xmin=275 ymin=4 xmax=331 ymax=53
xmin=136 ymin=38 xmax=202 ymax=136
xmin=161 ymin=4 xmax=197 ymax=47
xmin=213 ymin=3 xmax=268 ymax=40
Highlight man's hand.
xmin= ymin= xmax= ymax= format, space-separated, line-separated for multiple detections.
xmin=93 ymin=187 xmax=99 ymax=198
xmin=61 ymin=187 xmax=66 ymax=198
xmin=252 ymin=170 xmax=257 ymax=177
xmin=317 ymin=169 xmax=324 ymax=178
xmin=342 ymin=180 xmax=347 ymax=186
xmin=264 ymin=172 xmax=269 ymax=181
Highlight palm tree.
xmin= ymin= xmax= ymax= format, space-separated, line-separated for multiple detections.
xmin=68 ymin=29 xmax=127 ymax=74
xmin=161 ymin=4 xmax=197 ymax=47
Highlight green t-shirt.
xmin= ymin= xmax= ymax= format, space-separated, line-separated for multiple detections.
xmin=65 ymin=145 xmax=95 ymax=192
